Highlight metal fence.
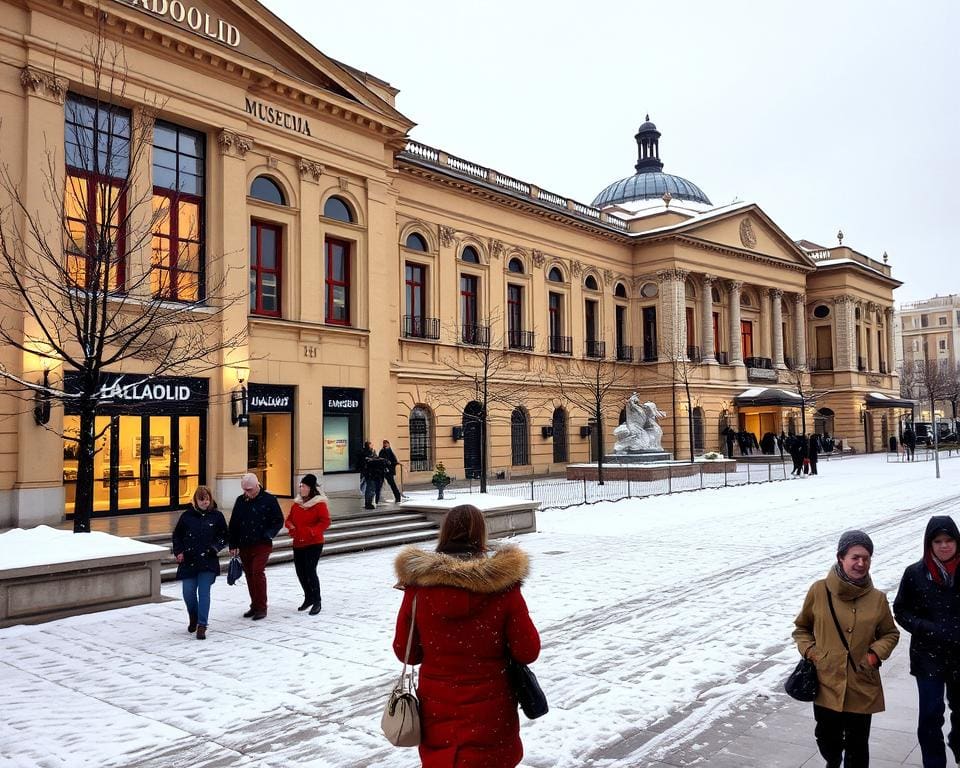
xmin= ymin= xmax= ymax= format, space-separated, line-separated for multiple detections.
xmin=885 ymin=446 xmax=960 ymax=463
xmin=430 ymin=461 xmax=790 ymax=511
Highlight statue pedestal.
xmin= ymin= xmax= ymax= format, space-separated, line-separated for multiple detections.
xmin=604 ymin=450 xmax=674 ymax=464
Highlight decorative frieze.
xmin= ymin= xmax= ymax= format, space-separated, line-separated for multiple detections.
xmin=20 ymin=67 xmax=67 ymax=104
xmin=217 ymin=129 xmax=252 ymax=157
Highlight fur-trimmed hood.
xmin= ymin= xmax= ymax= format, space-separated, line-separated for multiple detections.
xmin=294 ymin=493 xmax=327 ymax=508
xmin=394 ymin=544 xmax=529 ymax=594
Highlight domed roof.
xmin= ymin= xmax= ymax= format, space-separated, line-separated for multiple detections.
xmin=592 ymin=117 xmax=711 ymax=208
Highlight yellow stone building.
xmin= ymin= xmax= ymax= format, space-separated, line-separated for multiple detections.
xmin=0 ymin=0 xmax=903 ymax=528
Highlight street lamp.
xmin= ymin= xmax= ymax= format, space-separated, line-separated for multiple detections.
xmin=230 ymin=365 xmax=249 ymax=427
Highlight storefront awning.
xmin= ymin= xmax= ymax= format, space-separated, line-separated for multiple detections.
xmin=734 ymin=387 xmax=804 ymax=407
xmin=864 ymin=392 xmax=916 ymax=410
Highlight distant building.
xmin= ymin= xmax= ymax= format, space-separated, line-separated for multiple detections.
xmin=897 ymin=295 xmax=960 ymax=419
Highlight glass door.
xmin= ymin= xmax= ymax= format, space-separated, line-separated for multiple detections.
xmin=146 ymin=416 xmax=173 ymax=510
xmin=178 ymin=416 xmax=201 ymax=505
xmin=116 ymin=415 xmax=143 ymax=511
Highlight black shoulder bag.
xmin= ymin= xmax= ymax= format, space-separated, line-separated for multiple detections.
xmin=785 ymin=584 xmax=851 ymax=701
xmin=506 ymin=657 xmax=548 ymax=719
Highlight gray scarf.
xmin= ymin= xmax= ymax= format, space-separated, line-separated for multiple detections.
xmin=834 ymin=561 xmax=869 ymax=588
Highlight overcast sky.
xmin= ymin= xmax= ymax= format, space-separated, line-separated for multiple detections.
xmin=262 ymin=0 xmax=958 ymax=304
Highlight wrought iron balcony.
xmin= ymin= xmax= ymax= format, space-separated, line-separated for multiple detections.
xmin=460 ymin=323 xmax=490 ymax=346
xmin=879 ymin=362 xmax=888 ymax=374
xmin=686 ymin=345 xmax=702 ymax=363
xmin=549 ymin=335 xmax=573 ymax=355
xmin=507 ymin=329 xmax=535 ymax=351
xmin=403 ymin=315 xmax=440 ymax=340
xmin=809 ymin=357 xmax=834 ymax=371
xmin=616 ymin=344 xmax=633 ymax=362
xmin=585 ymin=339 xmax=606 ymax=359
xmin=716 ymin=350 xmax=729 ymax=365
xmin=641 ymin=344 xmax=658 ymax=363
xmin=745 ymin=356 xmax=773 ymax=370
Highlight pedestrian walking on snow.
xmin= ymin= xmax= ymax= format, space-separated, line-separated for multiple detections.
xmin=172 ymin=486 xmax=227 ymax=640
xmin=228 ymin=473 xmax=284 ymax=620
xmin=285 ymin=474 xmax=331 ymax=615
xmin=793 ymin=529 xmax=900 ymax=768
xmin=379 ymin=439 xmax=403 ymax=503
xmin=893 ymin=516 xmax=960 ymax=768
xmin=360 ymin=441 xmax=386 ymax=509
xmin=392 ymin=505 xmax=541 ymax=768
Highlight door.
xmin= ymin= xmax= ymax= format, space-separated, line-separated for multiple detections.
xmin=463 ymin=401 xmax=483 ymax=479
xmin=816 ymin=326 xmax=833 ymax=368
xmin=643 ymin=306 xmax=658 ymax=361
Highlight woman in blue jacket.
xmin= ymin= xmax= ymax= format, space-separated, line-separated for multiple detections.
xmin=172 ymin=486 xmax=228 ymax=640
xmin=893 ymin=515 xmax=960 ymax=768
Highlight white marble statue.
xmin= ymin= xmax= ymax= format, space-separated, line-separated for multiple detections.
xmin=613 ymin=393 xmax=666 ymax=452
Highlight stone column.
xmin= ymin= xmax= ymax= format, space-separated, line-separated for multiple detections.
xmin=833 ymin=295 xmax=857 ymax=371
xmin=885 ymin=307 xmax=896 ymax=375
xmin=728 ymin=280 xmax=744 ymax=365
xmin=771 ymin=289 xmax=785 ymax=368
xmin=759 ymin=287 xmax=772 ymax=360
xmin=657 ymin=269 xmax=688 ymax=360
xmin=793 ymin=292 xmax=807 ymax=369
xmin=701 ymin=275 xmax=716 ymax=363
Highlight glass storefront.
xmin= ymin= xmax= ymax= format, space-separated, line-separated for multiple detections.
xmin=323 ymin=387 xmax=364 ymax=473
xmin=246 ymin=384 xmax=294 ymax=497
xmin=63 ymin=373 xmax=207 ymax=517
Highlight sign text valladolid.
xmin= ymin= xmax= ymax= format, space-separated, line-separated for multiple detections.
xmin=112 ymin=0 xmax=241 ymax=48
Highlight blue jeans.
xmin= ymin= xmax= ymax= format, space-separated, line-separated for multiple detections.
xmin=916 ymin=675 xmax=960 ymax=768
xmin=182 ymin=571 xmax=217 ymax=626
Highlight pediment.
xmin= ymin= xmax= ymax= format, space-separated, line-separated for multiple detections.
xmin=677 ymin=206 xmax=816 ymax=270
xmin=109 ymin=0 xmax=409 ymax=125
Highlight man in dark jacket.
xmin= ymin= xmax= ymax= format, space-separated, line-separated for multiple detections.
xmin=228 ymin=473 xmax=283 ymax=620
xmin=361 ymin=441 xmax=387 ymax=509
xmin=807 ymin=433 xmax=820 ymax=476
xmin=379 ymin=439 xmax=402 ymax=503
xmin=722 ymin=426 xmax=736 ymax=459
xmin=893 ymin=516 xmax=960 ymax=768
xmin=903 ymin=426 xmax=917 ymax=462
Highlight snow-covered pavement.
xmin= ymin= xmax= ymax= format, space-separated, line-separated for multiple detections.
xmin=1 ymin=454 xmax=956 ymax=768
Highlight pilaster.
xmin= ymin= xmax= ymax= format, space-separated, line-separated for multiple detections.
xmin=701 ymin=274 xmax=716 ymax=363
xmin=793 ymin=293 xmax=807 ymax=369
xmin=728 ymin=280 xmax=744 ymax=366
xmin=771 ymin=289 xmax=785 ymax=368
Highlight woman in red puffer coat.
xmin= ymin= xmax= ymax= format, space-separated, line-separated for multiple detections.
xmin=392 ymin=504 xmax=541 ymax=768
xmin=284 ymin=473 xmax=330 ymax=615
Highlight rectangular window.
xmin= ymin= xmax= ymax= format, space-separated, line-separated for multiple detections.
xmin=405 ymin=262 xmax=426 ymax=334
xmin=325 ymin=238 xmax=350 ymax=324
xmin=250 ymin=221 xmax=281 ymax=316
xmin=507 ymin=284 xmax=523 ymax=340
xmin=152 ymin=121 xmax=205 ymax=301
xmin=460 ymin=275 xmax=478 ymax=327
xmin=940 ymin=339 xmax=947 ymax=351
xmin=549 ymin=292 xmax=563 ymax=338
xmin=686 ymin=306 xmax=695 ymax=348
xmin=643 ymin=306 xmax=658 ymax=361
xmin=585 ymin=299 xmax=598 ymax=343
xmin=713 ymin=311 xmax=721 ymax=357
xmin=740 ymin=320 xmax=754 ymax=359
xmin=64 ymin=93 xmax=130 ymax=291
xmin=939 ymin=316 xmax=948 ymax=326
xmin=921 ymin=314 xmax=929 ymax=328
xmin=615 ymin=305 xmax=626 ymax=348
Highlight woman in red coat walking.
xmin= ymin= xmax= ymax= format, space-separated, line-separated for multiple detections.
xmin=392 ymin=504 xmax=541 ymax=768
xmin=284 ymin=474 xmax=331 ymax=615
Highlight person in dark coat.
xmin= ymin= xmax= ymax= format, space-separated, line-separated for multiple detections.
xmin=893 ymin=516 xmax=960 ymax=768
xmin=903 ymin=427 xmax=917 ymax=461
xmin=172 ymin=485 xmax=228 ymax=640
xmin=808 ymin=433 xmax=820 ymax=476
xmin=393 ymin=505 xmax=541 ymax=768
xmin=228 ymin=472 xmax=284 ymax=620
xmin=799 ymin=435 xmax=810 ymax=475
xmin=788 ymin=434 xmax=803 ymax=476
xmin=722 ymin=426 xmax=736 ymax=459
xmin=736 ymin=429 xmax=748 ymax=456
xmin=379 ymin=439 xmax=402 ymax=503
xmin=777 ymin=431 xmax=787 ymax=461
xmin=360 ymin=441 xmax=387 ymax=509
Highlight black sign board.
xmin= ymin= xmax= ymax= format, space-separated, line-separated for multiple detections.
xmin=248 ymin=383 xmax=295 ymax=413
xmin=323 ymin=387 xmax=363 ymax=415
xmin=63 ymin=372 xmax=208 ymax=414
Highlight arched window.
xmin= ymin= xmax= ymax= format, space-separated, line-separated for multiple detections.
xmin=584 ymin=274 xmax=599 ymax=291
xmin=740 ymin=291 xmax=753 ymax=307
xmin=511 ymin=408 xmax=529 ymax=466
xmin=552 ymin=407 xmax=568 ymax=463
xmin=324 ymin=196 xmax=354 ymax=223
xmin=814 ymin=407 xmax=835 ymax=436
xmin=711 ymin=285 xmax=722 ymax=304
xmin=461 ymin=245 xmax=480 ymax=264
xmin=614 ymin=282 xmax=627 ymax=298
xmin=508 ymin=257 xmax=524 ymax=274
xmin=405 ymin=232 xmax=428 ymax=251
xmin=548 ymin=266 xmax=564 ymax=282
xmin=685 ymin=280 xmax=697 ymax=299
xmin=250 ymin=175 xmax=285 ymax=205
xmin=408 ymin=407 xmax=431 ymax=472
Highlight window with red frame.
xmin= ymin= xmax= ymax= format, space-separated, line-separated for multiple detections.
xmin=325 ymin=238 xmax=351 ymax=324
xmin=151 ymin=121 xmax=204 ymax=301
xmin=250 ymin=222 xmax=281 ymax=316
xmin=64 ymin=93 xmax=130 ymax=291
xmin=405 ymin=262 xmax=426 ymax=334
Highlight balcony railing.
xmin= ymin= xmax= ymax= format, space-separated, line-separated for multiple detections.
xmin=585 ymin=339 xmax=606 ymax=359
xmin=716 ymin=350 xmax=729 ymax=365
xmin=507 ymin=329 xmax=535 ymax=351
xmin=879 ymin=362 xmax=888 ymax=374
xmin=784 ymin=356 xmax=794 ymax=369
xmin=809 ymin=357 xmax=834 ymax=371
xmin=641 ymin=344 xmax=658 ymax=363
xmin=549 ymin=335 xmax=573 ymax=355
xmin=686 ymin=345 xmax=702 ymax=363
xmin=745 ymin=356 xmax=773 ymax=370
xmin=460 ymin=323 xmax=490 ymax=346
xmin=857 ymin=356 xmax=866 ymax=371
xmin=616 ymin=344 xmax=633 ymax=362
xmin=403 ymin=315 xmax=440 ymax=340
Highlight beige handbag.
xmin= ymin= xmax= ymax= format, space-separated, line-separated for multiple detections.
xmin=381 ymin=594 xmax=421 ymax=747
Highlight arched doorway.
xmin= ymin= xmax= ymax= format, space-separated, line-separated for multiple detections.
xmin=692 ymin=407 xmax=705 ymax=452
xmin=814 ymin=407 xmax=835 ymax=437
xmin=408 ymin=406 xmax=431 ymax=472
xmin=552 ymin=407 xmax=568 ymax=463
xmin=463 ymin=401 xmax=484 ymax=479
xmin=511 ymin=407 xmax=529 ymax=466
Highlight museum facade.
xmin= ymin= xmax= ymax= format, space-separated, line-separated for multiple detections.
xmin=0 ymin=0 xmax=903 ymax=527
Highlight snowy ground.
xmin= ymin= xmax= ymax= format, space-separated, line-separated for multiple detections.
xmin=0 ymin=453 xmax=956 ymax=768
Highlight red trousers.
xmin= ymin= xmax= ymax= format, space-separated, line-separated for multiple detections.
xmin=239 ymin=541 xmax=272 ymax=613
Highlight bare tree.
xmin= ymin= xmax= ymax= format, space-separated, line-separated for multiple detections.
xmin=0 ymin=33 xmax=245 ymax=532
xmin=782 ymin=361 xmax=831 ymax=436
xmin=428 ymin=315 xmax=545 ymax=493
xmin=552 ymin=357 xmax=633 ymax=484
xmin=909 ymin=357 xmax=953 ymax=426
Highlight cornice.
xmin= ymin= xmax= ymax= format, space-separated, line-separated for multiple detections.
xmin=666 ymin=235 xmax=815 ymax=275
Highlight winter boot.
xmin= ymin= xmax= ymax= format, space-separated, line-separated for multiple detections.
xmin=297 ymin=598 xmax=311 ymax=611
xmin=187 ymin=612 xmax=198 ymax=633
xmin=309 ymin=598 xmax=322 ymax=616
xmin=196 ymin=625 xmax=206 ymax=640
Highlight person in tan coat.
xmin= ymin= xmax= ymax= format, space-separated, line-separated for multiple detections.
xmin=793 ymin=530 xmax=900 ymax=768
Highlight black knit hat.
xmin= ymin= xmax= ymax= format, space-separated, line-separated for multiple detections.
xmin=837 ymin=529 xmax=874 ymax=557
xmin=301 ymin=474 xmax=320 ymax=495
